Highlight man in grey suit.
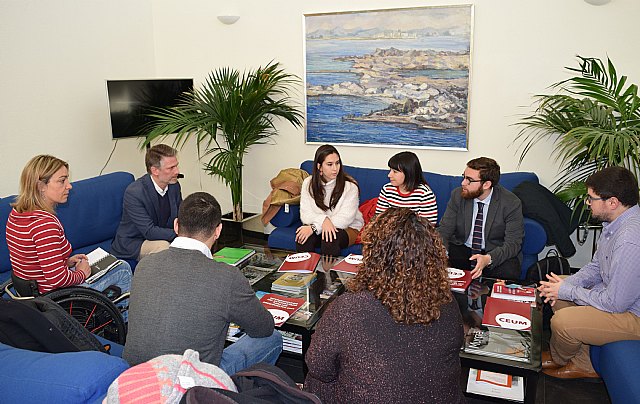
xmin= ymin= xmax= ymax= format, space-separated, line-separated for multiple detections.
xmin=438 ymin=157 xmax=524 ymax=280
xmin=111 ymin=144 xmax=182 ymax=260
xmin=124 ymin=192 xmax=282 ymax=374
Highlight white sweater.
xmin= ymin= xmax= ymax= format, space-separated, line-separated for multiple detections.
xmin=300 ymin=177 xmax=364 ymax=233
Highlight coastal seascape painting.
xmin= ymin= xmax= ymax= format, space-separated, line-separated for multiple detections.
xmin=304 ymin=5 xmax=473 ymax=149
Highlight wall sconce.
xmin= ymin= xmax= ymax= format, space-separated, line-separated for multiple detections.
xmin=217 ymin=15 xmax=240 ymax=25
xmin=584 ymin=0 xmax=611 ymax=5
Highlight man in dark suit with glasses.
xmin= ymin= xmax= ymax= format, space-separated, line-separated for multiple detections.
xmin=438 ymin=157 xmax=524 ymax=280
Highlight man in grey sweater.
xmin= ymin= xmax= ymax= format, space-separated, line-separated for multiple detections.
xmin=123 ymin=192 xmax=282 ymax=375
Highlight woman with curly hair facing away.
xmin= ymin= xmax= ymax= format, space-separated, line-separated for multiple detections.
xmin=303 ymin=208 xmax=465 ymax=403
xmin=295 ymin=144 xmax=364 ymax=256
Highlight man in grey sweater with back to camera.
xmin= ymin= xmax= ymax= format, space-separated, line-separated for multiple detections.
xmin=123 ymin=192 xmax=282 ymax=375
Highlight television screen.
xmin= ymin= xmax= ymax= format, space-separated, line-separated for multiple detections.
xmin=106 ymin=78 xmax=193 ymax=139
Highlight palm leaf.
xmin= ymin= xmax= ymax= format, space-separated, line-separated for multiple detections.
xmin=141 ymin=62 xmax=303 ymax=220
xmin=514 ymin=56 xmax=640 ymax=218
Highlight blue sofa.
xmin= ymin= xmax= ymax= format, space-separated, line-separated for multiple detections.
xmin=591 ymin=341 xmax=640 ymax=404
xmin=0 ymin=171 xmax=135 ymax=284
xmin=0 ymin=341 xmax=128 ymax=403
xmin=268 ymin=161 xmax=547 ymax=279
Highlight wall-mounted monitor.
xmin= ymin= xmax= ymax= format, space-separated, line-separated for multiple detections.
xmin=106 ymin=78 xmax=193 ymax=139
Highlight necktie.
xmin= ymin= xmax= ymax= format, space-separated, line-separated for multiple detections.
xmin=470 ymin=201 xmax=484 ymax=268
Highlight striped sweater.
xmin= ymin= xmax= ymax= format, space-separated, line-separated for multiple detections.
xmin=375 ymin=183 xmax=438 ymax=224
xmin=6 ymin=209 xmax=85 ymax=293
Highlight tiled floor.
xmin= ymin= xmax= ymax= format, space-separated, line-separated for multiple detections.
xmin=245 ymin=234 xmax=612 ymax=403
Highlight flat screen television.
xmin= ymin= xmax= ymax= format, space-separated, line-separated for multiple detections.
xmin=106 ymin=78 xmax=193 ymax=139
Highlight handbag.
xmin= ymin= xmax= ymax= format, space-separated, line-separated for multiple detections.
xmin=526 ymin=249 xmax=571 ymax=283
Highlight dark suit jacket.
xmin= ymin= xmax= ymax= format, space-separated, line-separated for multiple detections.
xmin=111 ymin=174 xmax=182 ymax=260
xmin=437 ymin=184 xmax=524 ymax=267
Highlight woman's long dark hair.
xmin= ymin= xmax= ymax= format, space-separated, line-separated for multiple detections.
xmin=310 ymin=144 xmax=357 ymax=211
xmin=388 ymin=151 xmax=427 ymax=192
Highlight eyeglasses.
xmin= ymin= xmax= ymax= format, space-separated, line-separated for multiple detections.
xmin=462 ymin=174 xmax=483 ymax=184
xmin=586 ymin=195 xmax=610 ymax=203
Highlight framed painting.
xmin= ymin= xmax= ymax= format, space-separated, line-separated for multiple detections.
xmin=304 ymin=5 xmax=473 ymax=150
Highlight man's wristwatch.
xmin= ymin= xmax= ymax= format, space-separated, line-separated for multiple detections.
xmin=487 ymin=254 xmax=492 ymax=267
xmin=310 ymin=224 xmax=317 ymax=233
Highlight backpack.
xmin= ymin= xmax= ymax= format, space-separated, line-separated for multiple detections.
xmin=179 ymin=363 xmax=322 ymax=404
xmin=0 ymin=297 xmax=107 ymax=353
xmin=525 ymin=249 xmax=571 ymax=283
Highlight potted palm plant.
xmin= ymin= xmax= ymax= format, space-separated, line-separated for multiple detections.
xmin=142 ymin=62 xmax=304 ymax=222
xmin=515 ymin=56 xmax=640 ymax=218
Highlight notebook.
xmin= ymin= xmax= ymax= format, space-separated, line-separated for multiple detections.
xmin=212 ymin=247 xmax=256 ymax=266
xmin=85 ymin=247 xmax=122 ymax=284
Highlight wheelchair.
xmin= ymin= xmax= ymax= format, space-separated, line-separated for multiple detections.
xmin=2 ymin=273 xmax=128 ymax=345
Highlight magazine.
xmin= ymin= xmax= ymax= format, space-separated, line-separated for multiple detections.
xmin=467 ymin=368 xmax=524 ymax=402
xmin=492 ymin=282 xmax=536 ymax=303
xmin=462 ymin=327 xmax=532 ymax=363
xmin=259 ymin=293 xmax=306 ymax=327
xmin=271 ymin=272 xmax=317 ymax=293
xmin=240 ymin=265 xmax=275 ymax=285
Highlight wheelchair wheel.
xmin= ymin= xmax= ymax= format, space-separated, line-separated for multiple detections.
xmin=46 ymin=287 xmax=127 ymax=345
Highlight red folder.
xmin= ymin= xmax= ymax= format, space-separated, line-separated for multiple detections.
xmin=482 ymin=296 xmax=532 ymax=331
xmin=277 ymin=252 xmax=320 ymax=273
xmin=259 ymin=293 xmax=306 ymax=327
xmin=447 ymin=267 xmax=472 ymax=293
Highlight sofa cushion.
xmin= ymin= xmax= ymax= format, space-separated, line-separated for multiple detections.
xmin=590 ymin=340 xmax=640 ymax=404
xmin=0 ymin=196 xmax=14 ymax=282
xmin=57 ymin=172 xmax=134 ymax=250
xmin=0 ymin=341 xmax=128 ymax=403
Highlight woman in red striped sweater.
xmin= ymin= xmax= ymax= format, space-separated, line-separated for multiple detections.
xmin=375 ymin=151 xmax=438 ymax=224
xmin=6 ymin=155 xmax=132 ymax=296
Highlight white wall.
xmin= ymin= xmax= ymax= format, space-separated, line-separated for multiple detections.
xmin=1 ymin=0 xmax=638 ymax=267
xmin=0 ymin=0 xmax=157 ymax=191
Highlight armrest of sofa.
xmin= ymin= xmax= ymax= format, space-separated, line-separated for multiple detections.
xmin=0 ymin=342 xmax=128 ymax=403
xmin=270 ymin=204 xmax=302 ymax=228
xmin=521 ymin=218 xmax=547 ymax=279
xmin=590 ymin=340 xmax=640 ymax=404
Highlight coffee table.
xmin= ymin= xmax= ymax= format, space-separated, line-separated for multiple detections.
xmin=456 ymin=278 xmax=542 ymax=404
xmin=236 ymin=244 xmax=351 ymax=373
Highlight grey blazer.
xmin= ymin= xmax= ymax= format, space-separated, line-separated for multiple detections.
xmin=437 ymin=184 xmax=524 ymax=267
xmin=111 ymin=174 xmax=182 ymax=260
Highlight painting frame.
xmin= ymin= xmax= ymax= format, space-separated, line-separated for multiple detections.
xmin=303 ymin=5 xmax=474 ymax=150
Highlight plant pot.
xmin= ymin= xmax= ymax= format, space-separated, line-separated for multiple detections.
xmin=216 ymin=212 xmax=259 ymax=248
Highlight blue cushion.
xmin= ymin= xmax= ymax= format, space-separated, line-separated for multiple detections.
xmin=270 ymin=205 xmax=302 ymax=228
xmin=57 ymin=172 xmax=134 ymax=249
xmin=591 ymin=340 xmax=640 ymax=404
xmin=0 ymin=342 xmax=128 ymax=403
xmin=0 ymin=196 xmax=16 ymax=282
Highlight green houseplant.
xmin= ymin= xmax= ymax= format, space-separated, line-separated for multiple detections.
xmin=515 ymin=56 xmax=640 ymax=216
xmin=142 ymin=62 xmax=304 ymax=221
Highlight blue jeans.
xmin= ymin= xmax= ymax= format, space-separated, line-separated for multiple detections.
xmin=80 ymin=261 xmax=132 ymax=322
xmin=219 ymin=330 xmax=283 ymax=375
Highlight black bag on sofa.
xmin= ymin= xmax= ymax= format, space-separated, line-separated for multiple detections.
xmin=0 ymin=297 xmax=107 ymax=353
xmin=179 ymin=363 xmax=322 ymax=404
xmin=526 ymin=249 xmax=571 ymax=283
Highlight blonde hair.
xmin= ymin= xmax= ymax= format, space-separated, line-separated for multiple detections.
xmin=13 ymin=155 xmax=69 ymax=214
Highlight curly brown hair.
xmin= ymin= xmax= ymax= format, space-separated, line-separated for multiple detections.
xmin=349 ymin=208 xmax=452 ymax=325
